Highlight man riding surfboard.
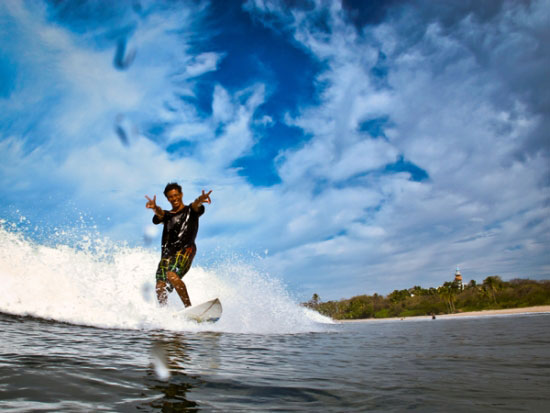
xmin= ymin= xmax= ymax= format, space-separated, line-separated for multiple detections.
xmin=145 ymin=183 xmax=212 ymax=307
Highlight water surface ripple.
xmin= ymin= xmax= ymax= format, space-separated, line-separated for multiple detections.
xmin=1 ymin=313 xmax=549 ymax=412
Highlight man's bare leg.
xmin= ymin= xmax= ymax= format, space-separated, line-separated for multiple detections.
xmin=167 ymin=271 xmax=192 ymax=307
xmin=156 ymin=280 xmax=168 ymax=305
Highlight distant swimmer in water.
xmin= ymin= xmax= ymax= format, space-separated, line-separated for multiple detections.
xmin=145 ymin=183 xmax=212 ymax=307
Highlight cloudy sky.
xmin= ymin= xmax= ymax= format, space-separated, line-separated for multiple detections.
xmin=1 ymin=0 xmax=548 ymax=300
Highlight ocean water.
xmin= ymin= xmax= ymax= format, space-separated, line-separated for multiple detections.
xmin=1 ymin=225 xmax=550 ymax=412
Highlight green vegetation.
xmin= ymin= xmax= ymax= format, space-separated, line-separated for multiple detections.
xmin=304 ymin=277 xmax=550 ymax=320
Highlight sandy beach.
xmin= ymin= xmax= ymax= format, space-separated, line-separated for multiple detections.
xmin=337 ymin=305 xmax=550 ymax=323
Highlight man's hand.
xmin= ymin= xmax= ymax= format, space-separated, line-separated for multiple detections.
xmin=198 ymin=190 xmax=212 ymax=204
xmin=145 ymin=195 xmax=157 ymax=210
xmin=191 ymin=190 xmax=212 ymax=211
xmin=145 ymin=195 xmax=164 ymax=218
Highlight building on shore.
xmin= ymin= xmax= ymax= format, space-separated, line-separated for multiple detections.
xmin=454 ymin=266 xmax=464 ymax=290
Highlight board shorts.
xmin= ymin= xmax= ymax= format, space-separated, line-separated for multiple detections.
xmin=155 ymin=245 xmax=196 ymax=291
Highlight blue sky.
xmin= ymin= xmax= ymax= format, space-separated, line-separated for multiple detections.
xmin=1 ymin=0 xmax=549 ymax=300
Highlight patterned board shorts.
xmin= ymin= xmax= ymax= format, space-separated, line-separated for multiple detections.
xmin=155 ymin=246 xmax=196 ymax=291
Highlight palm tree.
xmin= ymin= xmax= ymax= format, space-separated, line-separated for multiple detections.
xmin=305 ymin=293 xmax=321 ymax=309
xmin=311 ymin=293 xmax=320 ymax=305
xmin=438 ymin=282 xmax=458 ymax=313
xmin=483 ymin=276 xmax=502 ymax=304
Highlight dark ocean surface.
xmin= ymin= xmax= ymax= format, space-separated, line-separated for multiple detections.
xmin=1 ymin=312 xmax=549 ymax=412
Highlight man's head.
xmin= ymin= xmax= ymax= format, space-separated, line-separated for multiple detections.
xmin=164 ymin=182 xmax=182 ymax=196
xmin=164 ymin=182 xmax=183 ymax=210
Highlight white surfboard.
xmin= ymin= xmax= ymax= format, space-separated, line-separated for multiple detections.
xmin=179 ymin=298 xmax=222 ymax=323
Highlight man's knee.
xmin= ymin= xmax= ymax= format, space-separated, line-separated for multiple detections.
xmin=166 ymin=271 xmax=181 ymax=285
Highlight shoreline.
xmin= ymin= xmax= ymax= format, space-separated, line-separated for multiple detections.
xmin=336 ymin=305 xmax=550 ymax=323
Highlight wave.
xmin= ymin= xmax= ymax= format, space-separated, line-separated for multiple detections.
xmin=0 ymin=220 xmax=331 ymax=334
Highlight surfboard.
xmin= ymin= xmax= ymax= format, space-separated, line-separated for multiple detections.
xmin=179 ymin=298 xmax=222 ymax=323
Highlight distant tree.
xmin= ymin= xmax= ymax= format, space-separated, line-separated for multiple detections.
xmin=427 ymin=287 xmax=438 ymax=295
xmin=304 ymin=293 xmax=321 ymax=309
xmin=438 ymin=282 xmax=459 ymax=313
xmin=311 ymin=293 xmax=320 ymax=306
xmin=477 ymin=284 xmax=492 ymax=302
xmin=303 ymin=277 xmax=549 ymax=320
xmin=410 ymin=285 xmax=428 ymax=296
xmin=483 ymin=276 xmax=503 ymax=304
xmin=389 ymin=289 xmax=410 ymax=302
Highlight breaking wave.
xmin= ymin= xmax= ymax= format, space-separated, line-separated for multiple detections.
xmin=0 ymin=219 xmax=331 ymax=334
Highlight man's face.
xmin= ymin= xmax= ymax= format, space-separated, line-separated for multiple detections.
xmin=166 ymin=189 xmax=183 ymax=210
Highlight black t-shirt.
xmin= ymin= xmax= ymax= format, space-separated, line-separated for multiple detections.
xmin=153 ymin=205 xmax=205 ymax=257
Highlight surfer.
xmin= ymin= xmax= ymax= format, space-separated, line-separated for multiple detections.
xmin=145 ymin=183 xmax=212 ymax=307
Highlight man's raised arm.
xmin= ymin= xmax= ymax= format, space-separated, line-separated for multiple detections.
xmin=145 ymin=195 xmax=165 ymax=219
xmin=191 ymin=190 xmax=212 ymax=212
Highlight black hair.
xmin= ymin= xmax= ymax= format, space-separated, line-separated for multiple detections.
xmin=164 ymin=182 xmax=182 ymax=196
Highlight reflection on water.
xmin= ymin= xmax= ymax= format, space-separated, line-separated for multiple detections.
xmin=145 ymin=332 xmax=223 ymax=412
xmin=144 ymin=372 xmax=198 ymax=412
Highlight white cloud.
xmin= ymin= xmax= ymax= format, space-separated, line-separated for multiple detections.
xmin=185 ymin=52 xmax=224 ymax=77
xmin=212 ymin=85 xmax=234 ymax=123
xmin=1 ymin=0 xmax=548 ymax=301
xmin=201 ymin=84 xmax=266 ymax=167
xmin=245 ymin=0 xmax=550 ymax=298
xmin=329 ymin=139 xmax=398 ymax=182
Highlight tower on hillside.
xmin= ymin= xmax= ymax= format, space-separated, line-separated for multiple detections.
xmin=454 ymin=266 xmax=463 ymax=290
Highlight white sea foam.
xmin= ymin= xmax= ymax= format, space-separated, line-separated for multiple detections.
xmin=0 ymin=221 xmax=329 ymax=334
